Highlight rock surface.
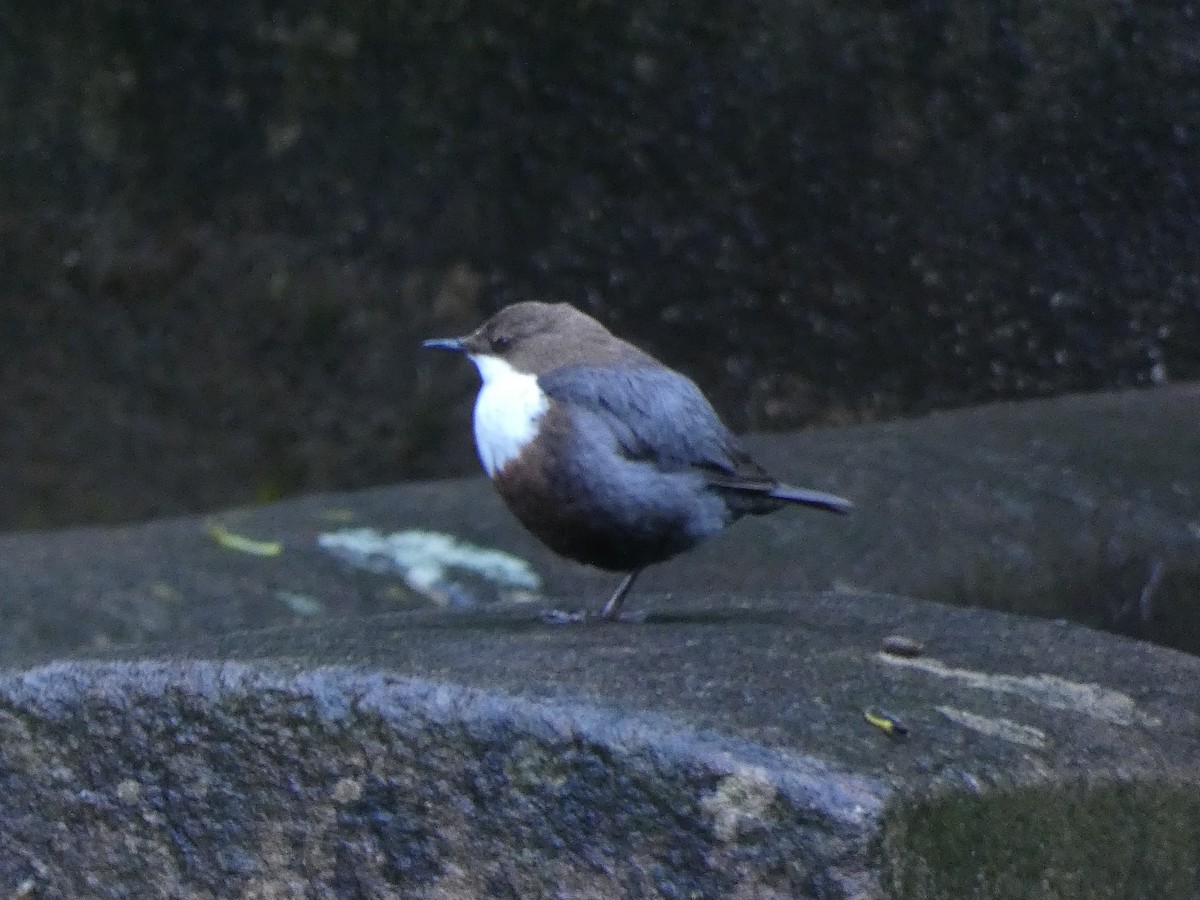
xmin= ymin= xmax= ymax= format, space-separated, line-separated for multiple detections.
xmin=1 ymin=598 xmax=1197 ymax=898
xmin=1 ymin=388 xmax=1198 ymax=897
xmin=3 ymin=385 xmax=1197 ymax=667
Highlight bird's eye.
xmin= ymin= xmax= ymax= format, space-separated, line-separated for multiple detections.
xmin=493 ymin=333 xmax=512 ymax=350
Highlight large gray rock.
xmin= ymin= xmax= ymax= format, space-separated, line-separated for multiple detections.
xmin=1 ymin=387 xmax=1197 ymax=896
xmin=1 ymin=595 xmax=1197 ymax=898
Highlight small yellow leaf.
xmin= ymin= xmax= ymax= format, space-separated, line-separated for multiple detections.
xmin=207 ymin=522 xmax=283 ymax=557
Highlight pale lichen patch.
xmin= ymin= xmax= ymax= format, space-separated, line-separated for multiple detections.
xmin=876 ymin=653 xmax=1159 ymax=727
xmin=936 ymin=705 xmax=1048 ymax=749
xmin=317 ymin=527 xmax=541 ymax=603
xmin=700 ymin=767 xmax=779 ymax=842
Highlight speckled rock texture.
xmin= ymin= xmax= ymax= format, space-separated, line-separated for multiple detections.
xmin=0 ymin=662 xmax=882 ymax=898
xmin=0 ymin=599 xmax=1197 ymax=898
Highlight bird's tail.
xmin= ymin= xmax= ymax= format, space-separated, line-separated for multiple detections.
xmin=768 ymin=484 xmax=853 ymax=514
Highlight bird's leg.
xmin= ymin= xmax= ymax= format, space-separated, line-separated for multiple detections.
xmin=541 ymin=568 xmax=645 ymax=625
xmin=599 ymin=569 xmax=642 ymax=620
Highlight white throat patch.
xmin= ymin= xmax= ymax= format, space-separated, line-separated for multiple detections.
xmin=469 ymin=354 xmax=549 ymax=477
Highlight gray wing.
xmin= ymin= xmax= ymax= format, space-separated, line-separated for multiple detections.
xmin=540 ymin=365 xmax=852 ymax=515
xmin=538 ymin=365 xmax=766 ymax=479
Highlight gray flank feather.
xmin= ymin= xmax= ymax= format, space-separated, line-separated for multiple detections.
xmin=539 ymin=365 xmax=742 ymax=473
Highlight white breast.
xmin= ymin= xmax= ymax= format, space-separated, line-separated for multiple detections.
xmin=469 ymin=354 xmax=549 ymax=477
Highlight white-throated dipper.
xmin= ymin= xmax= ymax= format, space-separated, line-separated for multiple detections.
xmin=423 ymin=302 xmax=852 ymax=621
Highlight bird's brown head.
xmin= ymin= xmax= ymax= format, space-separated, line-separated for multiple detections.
xmin=423 ymin=302 xmax=650 ymax=374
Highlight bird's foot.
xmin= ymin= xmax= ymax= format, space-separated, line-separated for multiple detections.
xmin=539 ymin=608 xmax=648 ymax=626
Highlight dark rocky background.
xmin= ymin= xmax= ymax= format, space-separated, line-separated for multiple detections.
xmin=1 ymin=0 xmax=1197 ymax=531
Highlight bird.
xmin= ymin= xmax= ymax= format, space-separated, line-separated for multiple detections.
xmin=423 ymin=302 xmax=851 ymax=621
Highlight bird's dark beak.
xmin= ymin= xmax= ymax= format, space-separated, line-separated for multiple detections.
xmin=422 ymin=337 xmax=467 ymax=353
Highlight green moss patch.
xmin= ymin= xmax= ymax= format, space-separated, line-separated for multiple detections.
xmin=882 ymin=780 xmax=1200 ymax=899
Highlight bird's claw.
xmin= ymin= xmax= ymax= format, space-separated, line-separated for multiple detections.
xmin=539 ymin=608 xmax=648 ymax=626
